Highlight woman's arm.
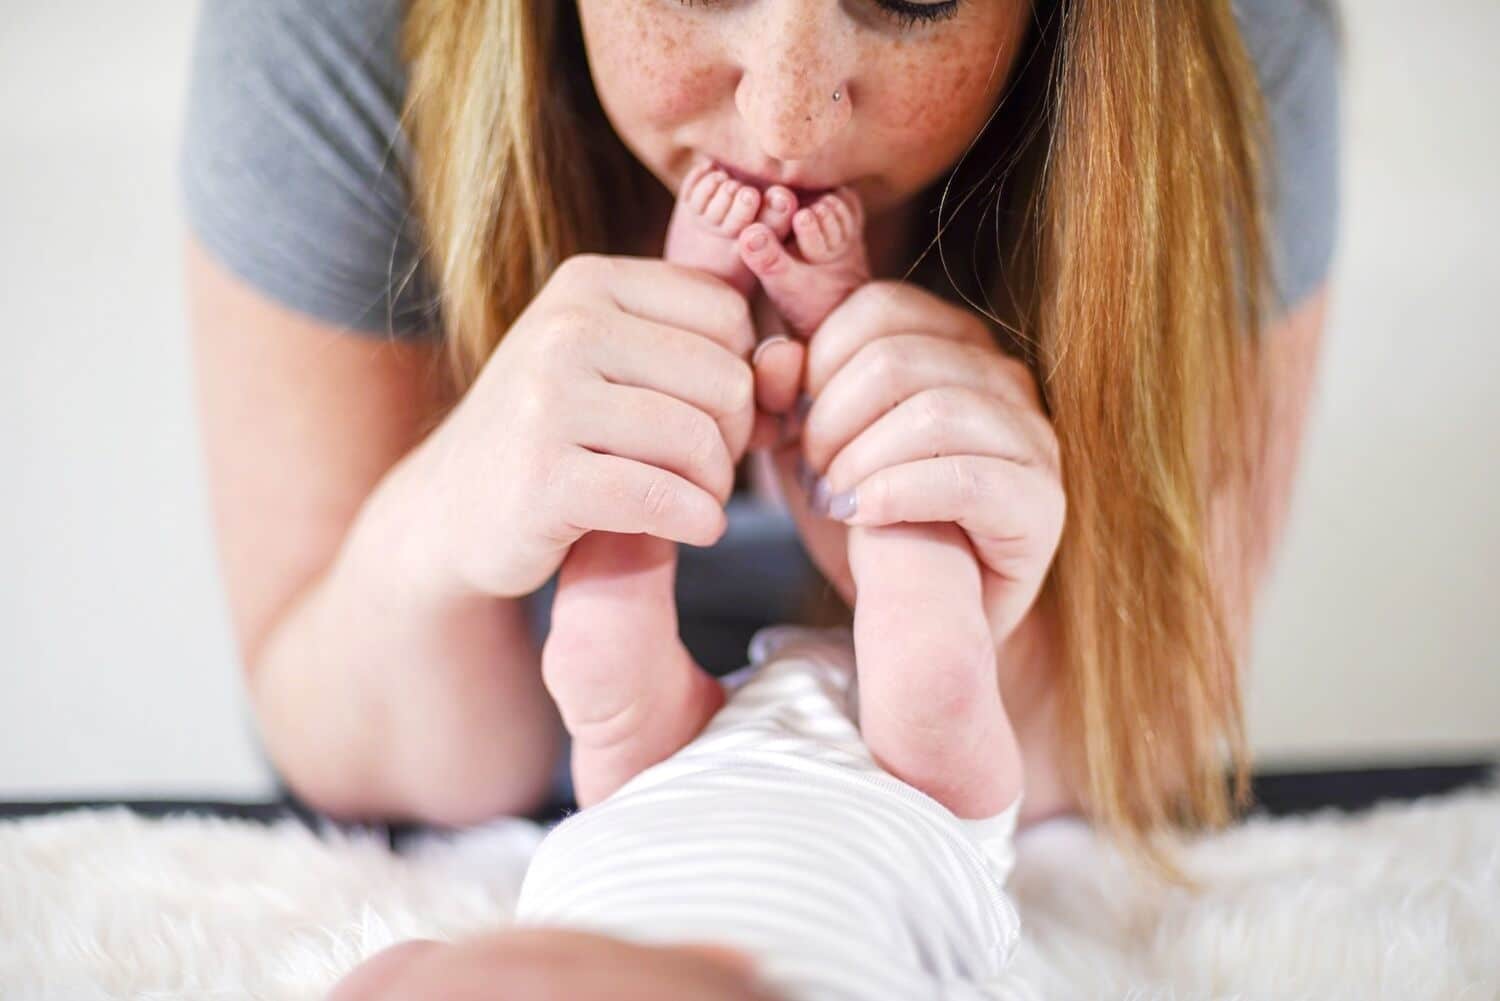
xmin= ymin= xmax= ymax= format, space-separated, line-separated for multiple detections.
xmin=1212 ymin=287 xmax=1330 ymax=649
xmin=763 ymin=277 xmax=1330 ymax=825
xmin=185 ymin=239 xmax=561 ymax=824
xmin=187 ymin=246 xmax=762 ymax=823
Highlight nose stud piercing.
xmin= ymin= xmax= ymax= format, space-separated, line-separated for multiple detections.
xmin=832 ymin=89 xmax=842 ymax=102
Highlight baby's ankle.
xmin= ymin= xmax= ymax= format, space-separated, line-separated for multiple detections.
xmin=569 ymin=662 xmax=724 ymax=806
xmin=860 ymin=690 xmax=1023 ymax=819
xmin=848 ymin=524 xmax=1023 ymax=818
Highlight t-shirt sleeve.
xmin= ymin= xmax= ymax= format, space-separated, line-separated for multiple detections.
xmin=178 ymin=0 xmax=439 ymax=337
xmin=1236 ymin=0 xmax=1343 ymax=313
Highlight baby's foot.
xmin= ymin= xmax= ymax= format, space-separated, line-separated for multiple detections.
xmin=541 ymin=532 xmax=725 ymax=807
xmin=847 ymin=523 xmax=1024 ymax=819
xmin=739 ymin=186 xmax=871 ymax=339
xmin=663 ymin=160 xmax=797 ymax=298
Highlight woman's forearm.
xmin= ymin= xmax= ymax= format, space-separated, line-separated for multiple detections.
xmin=248 ymin=448 xmax=563 ymax=825
xmin=1214 ymin=289 xmax=1329 ymax=652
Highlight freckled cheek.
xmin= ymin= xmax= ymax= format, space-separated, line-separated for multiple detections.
xmin=875 ymin=61 xmax=1000 ymax=175
xmin=642 ymin=63 xmax=723 ymax=125
xmin=594 ymin=45 xmax=722 ymax=130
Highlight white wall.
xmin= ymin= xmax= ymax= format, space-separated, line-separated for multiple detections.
xmin=1245 ymin=0 xmax=1500 ymax=764
xmin=1 ymin=1 xmax=1495 ymax=800
xmin=1 ymin=1 xmax=270 ymax=797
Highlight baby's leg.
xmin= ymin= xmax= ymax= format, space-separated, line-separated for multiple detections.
xmin=542 ymin=532 xmax=724 ymax=807
xmin=540 ymin=170 xmax=803 ymax=806
xmin=848 ymin=523 xmax=1024 ymax=819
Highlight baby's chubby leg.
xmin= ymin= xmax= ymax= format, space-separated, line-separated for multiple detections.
xmin=848 ymin=523 xmax=1024 ymax=819
xmin=539 ymin=166 xmax=799 ymax=806
xmin=542 ymin=169 xmax=876 ymax=808
xmin=542 ymin=532 xmax=725 ymax=807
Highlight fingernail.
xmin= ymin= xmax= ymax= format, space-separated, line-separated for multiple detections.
xmin=810 ymin=476 xmax=833 ymax=516
xmin=752 ymin=335 xmax=791 ymax=367
xmin=826 ymin=490 xmax=858 ymax=522
xmin=794 ymin=393 xmax=813 ymax=421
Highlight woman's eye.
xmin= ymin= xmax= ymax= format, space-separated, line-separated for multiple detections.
xmin=871 ymin=0 xmax=963 ymax=30
xmin=675 ymin=0 xmax=964 ymax=31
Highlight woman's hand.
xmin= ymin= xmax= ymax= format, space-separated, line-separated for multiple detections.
xmin=759 ymin=281 xmax=1065 ymax=645
xmin=409 ymin=254 xmax=760 ymax=601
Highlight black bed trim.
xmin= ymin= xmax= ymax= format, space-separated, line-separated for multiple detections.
xmin=3 ymin=760 xmax=1493 ymax=844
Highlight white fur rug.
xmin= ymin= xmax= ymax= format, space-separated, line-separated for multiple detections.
xmin=2 ymin=788 xmax=1497 ymax=1000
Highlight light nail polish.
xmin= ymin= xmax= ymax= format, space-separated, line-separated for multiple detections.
xmin=826 ymin=490 xmax=858 ymax=521
xmin=811 ymin=477 xmax=833 ymax=515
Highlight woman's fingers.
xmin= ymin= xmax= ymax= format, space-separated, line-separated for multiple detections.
xmin=802 ymin=281 xmax=995 ymax=396
xmin=835 ymin=454 xmax=1065 ymax=636
xmin=573 ymin=254 xmax=758 ymax=358
xmin=751 ymin=336 xmax=805 ymax=415
xmin=800 ymin=334 xmax=1027 ymax=473
xmin=572 ymin=383 xmax=738 ymax=504
xmin=557 ymin=449 xmax=728 ymax=548
xmin=837 ymin=455 xmax=1065 ymax=562
xmin=584 ymin=310 xmax=757 ymax=461
xmin=818 ymin=386 xmax=1047 ymax=495
xmin=746 ymin=334 xmax=807 ymax=450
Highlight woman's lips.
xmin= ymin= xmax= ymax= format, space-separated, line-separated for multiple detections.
xmin=714 ymin=161 xmax=836 ymax=204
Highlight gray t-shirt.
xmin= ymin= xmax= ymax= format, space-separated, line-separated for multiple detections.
xmin=178 ymin=0 xmax=1340 ymax=672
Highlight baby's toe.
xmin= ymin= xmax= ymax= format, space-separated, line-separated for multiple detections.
xmin=818 ymin=198 xmax=848 ymax=248
xmin=677 ymin=159 xmax=715 ymax=202
xmin=793 ymin=206 xmax=832 ymax=262
xmin=756 ymin=185 xmax=799 ymax=240
xmin=689 ymin=169 xmax=728 ymax=215
xmin=828 ymin=192 xmax=863 ymax=245
xmin=703 ymin=177 xmax=743 ymax=227
xmin=738 ymin=222 xmax=786 ymax=275
xmin=834 ymin=185 xmax=865 ymax=231
xmin=721 ymin=184 xmax=762 ymax=234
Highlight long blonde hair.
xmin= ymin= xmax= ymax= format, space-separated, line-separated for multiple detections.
xmin=400 ymin=0 xmax=1272 ymax=857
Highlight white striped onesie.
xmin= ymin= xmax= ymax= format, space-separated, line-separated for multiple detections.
xmin=514 ymin=625 xmax=1024 ymax=1001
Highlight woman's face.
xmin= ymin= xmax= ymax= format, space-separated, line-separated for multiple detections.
xmin=576 ymin=0 xmax=1033 ymax=224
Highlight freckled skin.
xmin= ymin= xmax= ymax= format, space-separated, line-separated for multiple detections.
xmin=576 ymin=0 xmax=1033 ymax=257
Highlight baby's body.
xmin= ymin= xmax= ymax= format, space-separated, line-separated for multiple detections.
xmin=519 ymin=626 xmax=1024 ymax=1000
xmin=546 ymin=158 xmax=1022 ymax=820
xmin=332 ymin=629 xmax=1025 ymax=1001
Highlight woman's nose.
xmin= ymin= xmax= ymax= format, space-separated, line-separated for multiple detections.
xmin=732 ymin=3 xmax=854 ymax=163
